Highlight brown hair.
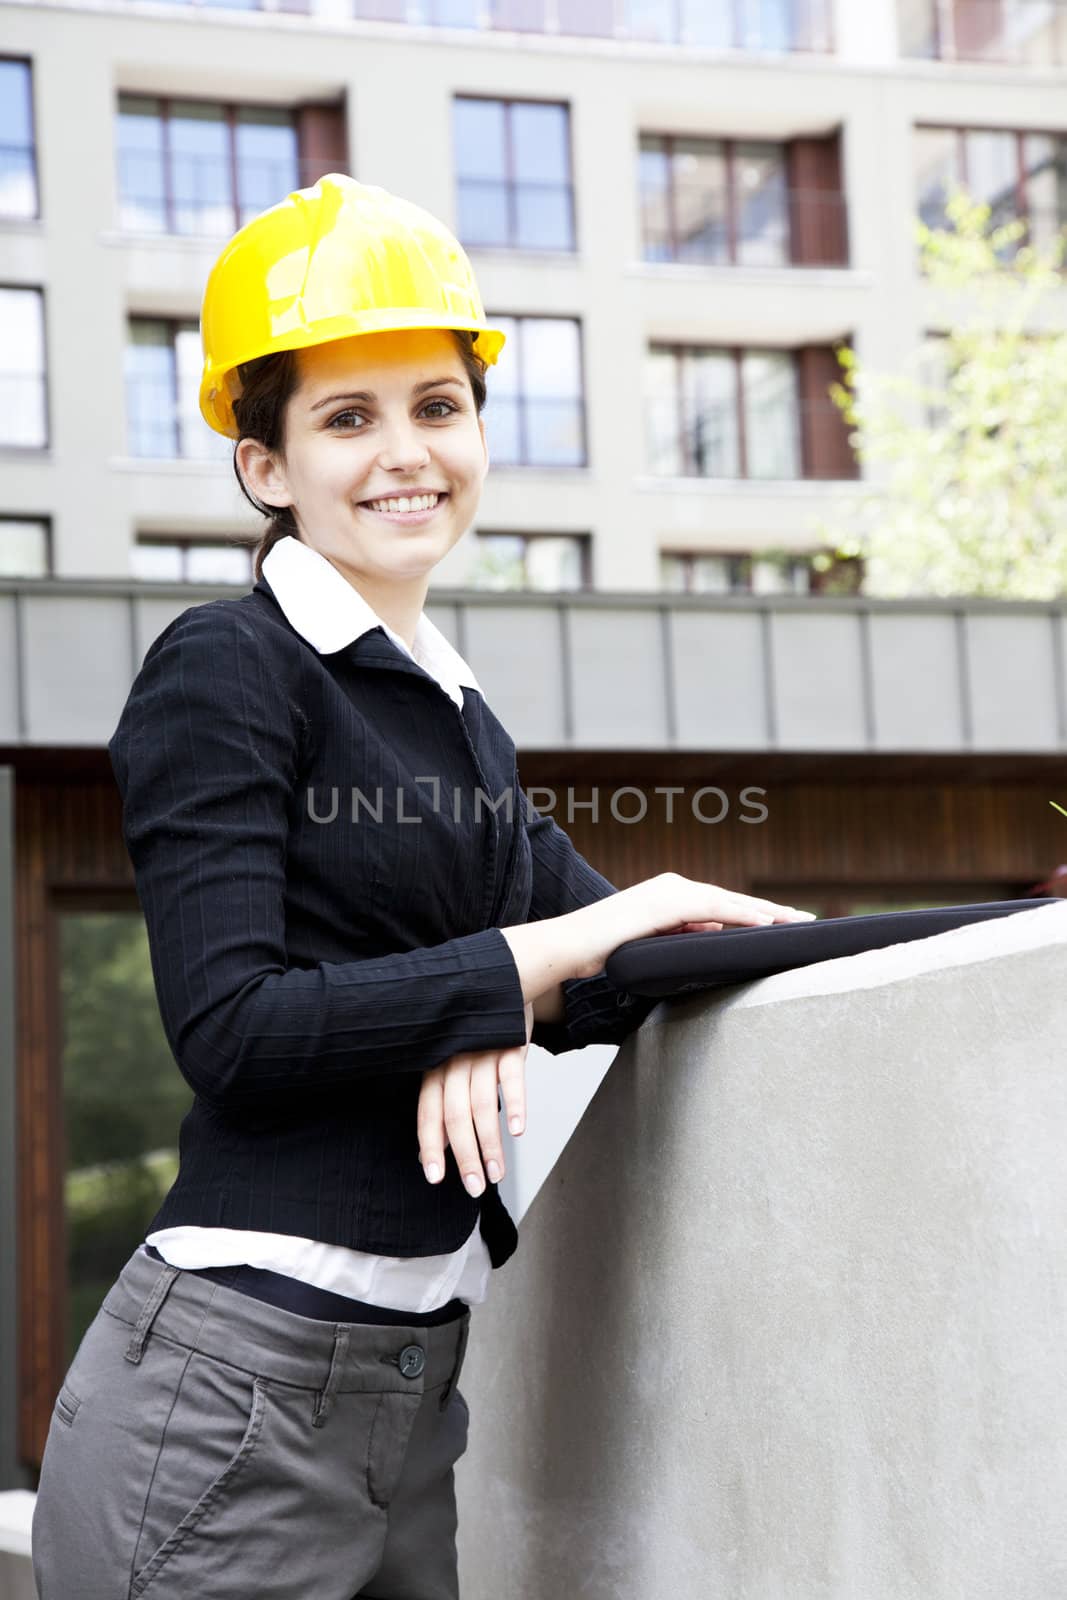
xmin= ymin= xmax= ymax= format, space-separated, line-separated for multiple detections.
xmin=231 ymin=330 xmax=489 ymax=582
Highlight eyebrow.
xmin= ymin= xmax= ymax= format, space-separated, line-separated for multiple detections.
xmin=309 ymin=377 xmax=466 ymax=412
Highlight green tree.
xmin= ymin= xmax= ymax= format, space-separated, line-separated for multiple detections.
xmin=814 ymin=193 xmax=1067 ymax=599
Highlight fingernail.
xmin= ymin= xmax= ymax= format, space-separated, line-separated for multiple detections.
xmin=426 ymin=1162 xmax=441 ymax=1183
xmin=465 ymin=1173 xmax=484 ymax=1197
xmin=509 ymin=1117 xmax=523 ymax=1134
xmin=487 ymin=1160 xmax=501 ymax=1183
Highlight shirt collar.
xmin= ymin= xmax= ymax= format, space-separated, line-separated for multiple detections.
xmin=261 ymin=534 xmax=482 ymax=709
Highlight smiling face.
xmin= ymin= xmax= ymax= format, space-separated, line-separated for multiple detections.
xmin=236 ymin=327 xmax=489 ymax=610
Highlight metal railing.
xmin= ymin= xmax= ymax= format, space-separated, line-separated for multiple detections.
xmin=640 ymin=183 xmax=850 ymax=268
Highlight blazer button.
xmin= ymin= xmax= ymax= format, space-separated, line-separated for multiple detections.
xmin=398 ymin=1345 xmax=425 ymax=1379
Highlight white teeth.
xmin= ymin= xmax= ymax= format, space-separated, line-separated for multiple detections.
xmin=367 ymin=493 xmax=441 ymax=513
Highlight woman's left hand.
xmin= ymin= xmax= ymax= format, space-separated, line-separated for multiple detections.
xmin=417 ymin=1001 xmax=534 ymax=1196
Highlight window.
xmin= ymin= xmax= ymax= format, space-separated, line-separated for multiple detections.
xmin=132 ymin=538 xmax=254 ymax=584
xmin=485 ymin=316 xmax=586 ymax=467
xmin=898 ymin=0 xmax=1067 ymax=66
xmin=646 ymin=342 xmax=857 ymax=481
xmin=639 ymin=131 xmax=848 ymax=268
xmin=0 ymin=286 xmax=47 ymax=448
xmin=116 ymin=96 xmax=345 ymax=235
xmin=454 ymin=98 xmax=574 ymax=252
xmin=661 ymin=549 xmax=864 ymax=595
xmin=356 ymin=0 xmax=833 ymax=49
xmin=0 ymin=58 xmax=39 ymax=220
xmin=915 ymin=124 xmax=1067 ymax=250
xmin=0 ymin=515 xmax=49 ymax=576
xmin=125 ymin=319 xmax=230 ymax=461
xmin=470 ymin=531 xmax=589 ymax=590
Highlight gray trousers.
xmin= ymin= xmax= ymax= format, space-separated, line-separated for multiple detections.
xmin=31 ymin=1244 xmax=473 ymax=1599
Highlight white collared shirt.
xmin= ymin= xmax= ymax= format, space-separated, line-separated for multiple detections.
xmin=147 ymin=534 xmax=494 ymax=1311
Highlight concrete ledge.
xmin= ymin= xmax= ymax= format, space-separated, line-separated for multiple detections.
xmin=456 ymin=903 xmax=1067 ymax=1599
xmin=0 ymin=1492 xmax=37 ymax=1600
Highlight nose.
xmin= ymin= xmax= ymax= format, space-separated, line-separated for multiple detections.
xmin=375 ymin=409 xmax=432 ymax=473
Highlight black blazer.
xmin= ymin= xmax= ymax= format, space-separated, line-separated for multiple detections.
xmin=107 ymin=573 xmax=659 ymax=1268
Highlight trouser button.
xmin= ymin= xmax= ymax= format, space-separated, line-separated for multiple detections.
xmin=398 ymin=1344 xmax=425 ymax=1379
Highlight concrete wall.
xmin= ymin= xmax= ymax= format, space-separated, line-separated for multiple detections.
xmin=456 ymin=902 xmax=1067 ymax=1598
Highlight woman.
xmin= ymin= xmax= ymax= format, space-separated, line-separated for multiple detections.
xmin=31 ymin=176 xmax=813 ymax=1599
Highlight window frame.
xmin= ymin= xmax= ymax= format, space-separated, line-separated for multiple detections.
xmin=486 ymin=312 xmax=589 ymax=469
xmin=648 ymin=342 xmax=806 ymax=481
xmin=0 ymin=514 xmax=52 ymax=578
xmin=132 ymin=534 xmax=255 ymax=584
xmin=0 ymin=56 xmax=41 ymax=223
xmin=125 ymin=314 xmax=226 ymax=462
xmin=115 ymin=93 xmax=303 ymax=237
xmin=913 ymin=120 xmax=1067 ymax=233
xmin=453 ymin=93 xmax=577 ymax=255
xmin=471 ymin=528 xmax=592 ymax=591
xmin=0 ymin=283 xmax=49 ymax=453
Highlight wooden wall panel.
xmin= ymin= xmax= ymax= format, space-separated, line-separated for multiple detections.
xmin=13 ymin=749 xmax=1066 ymax=1469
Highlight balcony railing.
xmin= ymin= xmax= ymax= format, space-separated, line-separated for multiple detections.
xmin=640 ymin=184 xmax=850 ymax=269
xmin=898 ymin=0 xmax=1067 ymax=67
xmin=116 ymin=152 xmax=348 ymax=237
xmin=352 ymin=0 xmax=834 ymax=51
xmin=645 ymin=396 xmax=856 ymax=481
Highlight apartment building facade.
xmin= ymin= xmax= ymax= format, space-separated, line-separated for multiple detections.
xmin=1 ymin=0 xmax=1066 ymax=1484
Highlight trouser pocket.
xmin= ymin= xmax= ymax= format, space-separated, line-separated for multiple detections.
xmin=129 ymin=1355 xmax=270 ymax=1595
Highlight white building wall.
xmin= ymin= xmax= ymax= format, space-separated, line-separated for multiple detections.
xmin=0 ymin=0 xmax=1064 ymax=584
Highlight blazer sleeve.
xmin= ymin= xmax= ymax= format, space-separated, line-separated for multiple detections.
xmin=518 ymin=785 xmax=661 ymax=1055
xmin=107 ymin=603 xmax=530 ymax=1109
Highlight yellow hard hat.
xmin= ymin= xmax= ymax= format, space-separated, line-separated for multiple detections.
xmin=198 ymin=173 xmax=507 ymax=439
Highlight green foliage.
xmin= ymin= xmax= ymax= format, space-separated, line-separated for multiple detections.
xmin=59 ymin=912 xmax=190 ymax=1358
xmin=813 ymin=192 xmax=1067 ymax=598
xmin=60 ymin=912 xmax=191 ymax=1169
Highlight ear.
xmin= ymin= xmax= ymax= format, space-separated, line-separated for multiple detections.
xmin=235 ymin=437 xmax=293 ymax=509
xmin=478 ymin=413 xmax=489 ymax=473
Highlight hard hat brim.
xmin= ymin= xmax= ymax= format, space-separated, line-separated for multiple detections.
xmin=200 ymin=312 xmax=507 ymax=440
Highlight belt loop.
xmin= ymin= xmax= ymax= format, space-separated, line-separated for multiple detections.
xmin=439 ymin=1309 xmax=470 ymax=1411
xmin=313 ymin=1325 xmax=350 ymax=1429
xmin=124 ymin=1262 xmax=182 ymax=1365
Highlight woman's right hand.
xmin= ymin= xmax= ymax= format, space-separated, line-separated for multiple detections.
xmin=566 ymin=873 xmax=816 ymax=980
